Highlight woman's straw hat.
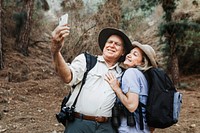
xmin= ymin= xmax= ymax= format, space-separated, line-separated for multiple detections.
xmin=132 ymin=41 xmax=158 ymax=68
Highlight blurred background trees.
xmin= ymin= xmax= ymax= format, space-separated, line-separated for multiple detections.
xmin=0 ymin=0 xmax=199 ymax=87
xmin=0 ymin=0 xmax=3 ymax=69
xmin=142 ymin=0 xmax=200 ymax=86
xmin=14 ymin=0 xmax=35 ymax=56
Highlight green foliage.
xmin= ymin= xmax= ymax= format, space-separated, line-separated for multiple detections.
xmin=159 ymin=20 xmax=200 ymax=74
xmin=159 ymin=21 xmax=200 ymax=40
xmin=178 ymin=39 xmax=200 ymax=74
xmin=185 ymin=30 xmax=200 ymax=44
xmin=132 ymin=0 xmax=158 ymax=16
xmin=15 ymin=0 xmax=27 ymax=7
xmin=3 ymin=0 xmax=15 ymax=7
xmin=140 ymin=0 xmax=160 ymax=11
xmin=159 ymin=21 xmax=200 ymax=53
xmin=140 ymin=0 xmax=180 ymax=22
xmin=162 ymin=0 xmax=179 ymax=21
xmin=179 ymin=30 xmax=200 ymax=56
xmin=119 ymin=0 xmax=148 ymax=33
xmin=139 ymin=0 xmax=179 ymax=20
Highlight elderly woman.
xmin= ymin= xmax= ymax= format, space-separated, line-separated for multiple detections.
xmin=105 ymin=41 xmax=157 ymax=133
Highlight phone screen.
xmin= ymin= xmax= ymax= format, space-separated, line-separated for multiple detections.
xmin=59 ymin=13 xmax=68 ymax=26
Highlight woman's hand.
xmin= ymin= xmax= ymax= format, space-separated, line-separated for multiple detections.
xmin=51 ymin=24 xmax=70 ymax=54
xmin=105 ymin=72 xmax=120 ymax=91
xmin=105 ymin=72 xmax=139 ymax=113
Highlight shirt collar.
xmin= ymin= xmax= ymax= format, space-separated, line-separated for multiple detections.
xmin=98 ymin=56 xmax=123 ymax=73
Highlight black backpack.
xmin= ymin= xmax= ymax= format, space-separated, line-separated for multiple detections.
xmin=56 ymin=52 xmax=97 ymax=126
xmin=139 ymin=68 xmax=182 ymax=129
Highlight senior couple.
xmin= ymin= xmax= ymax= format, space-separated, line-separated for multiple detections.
xmin=51 ymin=24 xmax=157 ymax=133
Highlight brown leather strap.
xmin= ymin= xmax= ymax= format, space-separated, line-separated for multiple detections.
xmin=74 ymin=112 xmax=109 ymax=123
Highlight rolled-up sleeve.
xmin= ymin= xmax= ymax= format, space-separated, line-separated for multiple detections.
xmin=121 ymin=68 xmax=140 ymax=94
xmin=68 ymin=54 xmax=86 ymax=86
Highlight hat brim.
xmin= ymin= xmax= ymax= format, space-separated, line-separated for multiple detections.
xmin=98 ymin=28 xmax=133 ymax=54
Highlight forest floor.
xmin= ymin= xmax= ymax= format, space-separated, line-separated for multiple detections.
xmin=0 ymin=40 xmax=200 ymax=133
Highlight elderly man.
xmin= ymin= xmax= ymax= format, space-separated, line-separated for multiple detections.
xmin=51 ymin=25 xmax=132 ymax=133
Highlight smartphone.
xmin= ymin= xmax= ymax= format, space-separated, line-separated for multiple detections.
xmin=59 ymin=13 xmax=68 ymax=26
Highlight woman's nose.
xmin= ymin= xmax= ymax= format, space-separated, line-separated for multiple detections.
xmin=126 ymin=53 xmax=131 ymax=58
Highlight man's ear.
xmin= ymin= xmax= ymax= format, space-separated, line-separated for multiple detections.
xmin=122 ymin=50 xmax=125 ymax=56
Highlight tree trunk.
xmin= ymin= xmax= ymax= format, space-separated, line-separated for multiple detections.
xmin=15 ymin=0 xmax=34 ymax=56
xmin=0 ymin=0 xmax=3 ymax=69
xmin=169 ymin=35 xmax=180 ymax=88
xmin=162 ymin=0 xmax=180 ymax=87
xmin=171 ymin=52 xmax=180 ymax=87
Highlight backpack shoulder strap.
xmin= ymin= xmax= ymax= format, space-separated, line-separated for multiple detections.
xmin=72 ymin=52 xmax=97 ymax=88
xmin=143 ymin=68 xmax=153 ymax=88
xmin=84 ymin=52 xmax=97 ymax=73
xmin=138 ymin=68 xmax=153 ymax=130
xmin=71 ymin=52 xmax=97 ymax=109
xmin=82 ymin=52 xmax=97 ymax=85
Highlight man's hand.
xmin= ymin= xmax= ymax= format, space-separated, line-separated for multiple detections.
xmin=51 ymin=25 xmax=70 ymax=54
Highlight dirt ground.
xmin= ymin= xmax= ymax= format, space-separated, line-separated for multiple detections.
xmin=0 ymin=41 xmax=200 ymax=133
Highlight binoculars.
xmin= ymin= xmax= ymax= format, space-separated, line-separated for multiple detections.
xmin=111 ymin=103 xmax=136 ymax=128
xmin=111 ymin=103 xmax=121 ymax=128
xmin=56 ymin=106 xmax=75 ymax=126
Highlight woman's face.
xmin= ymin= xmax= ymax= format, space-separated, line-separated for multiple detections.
xmin=124 ymin=47 xmax=144 ymax=67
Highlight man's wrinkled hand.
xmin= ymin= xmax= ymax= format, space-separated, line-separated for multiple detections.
xmin=51 ymin=25 xmax=70 ymax=54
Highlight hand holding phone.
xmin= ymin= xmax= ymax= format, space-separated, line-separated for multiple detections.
xmin=59 ymin=13 xmax=68 ymax=26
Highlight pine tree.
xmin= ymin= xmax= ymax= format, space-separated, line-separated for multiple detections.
xmin=142 ymin=0 xmax=200 ymax=87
